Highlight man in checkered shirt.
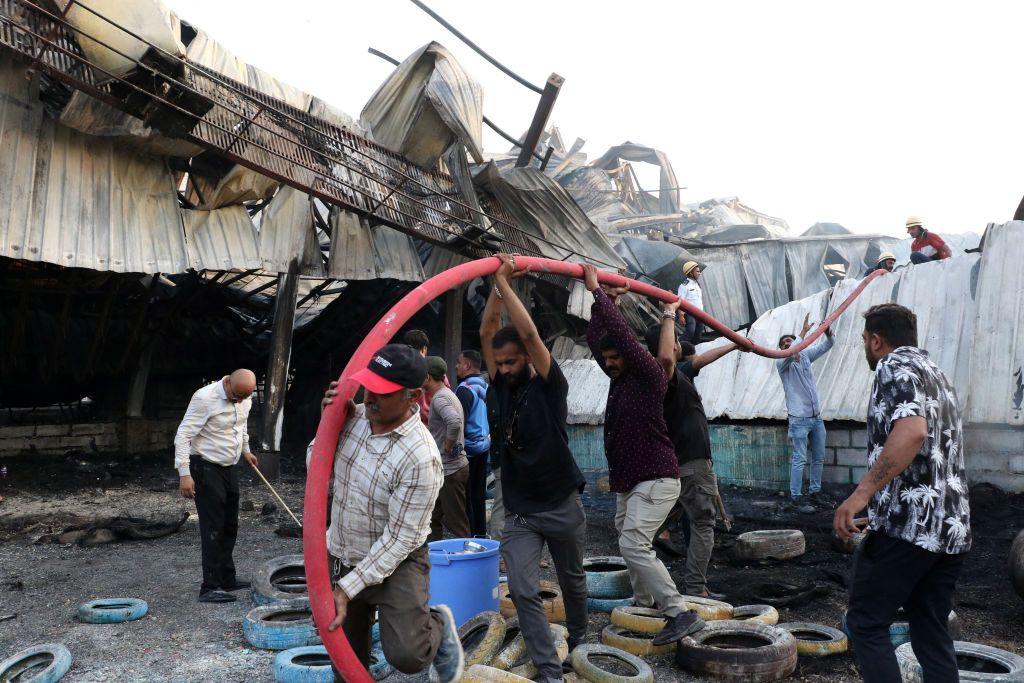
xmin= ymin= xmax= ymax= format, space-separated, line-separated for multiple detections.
xmin=314 ymin=344 xmax=464 ymax=682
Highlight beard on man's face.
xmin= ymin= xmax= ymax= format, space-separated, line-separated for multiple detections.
xmin=505 ymin=363 xmax=531 ymax=386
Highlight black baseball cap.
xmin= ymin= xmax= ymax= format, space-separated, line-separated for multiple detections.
xmin=352 ymin=344 xmax=427 ymax=394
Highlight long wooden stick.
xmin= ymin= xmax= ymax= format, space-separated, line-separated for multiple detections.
xmin=248 ymin=461 xmax=302 ymax=527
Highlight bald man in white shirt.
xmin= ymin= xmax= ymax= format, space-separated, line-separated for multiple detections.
xmin=175 ymin=369 xmax=258 ymax=603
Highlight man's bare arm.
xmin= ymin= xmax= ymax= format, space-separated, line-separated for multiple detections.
xmin=833 ymin=416 xmax=927 ymax=539
xmin=493 ymin=255 xmax=551 ymax=379
xmin=689 ymin=342 xmax=740 ymax=371
xmin=657 ymin=298 xmax=683 ymax=379
xmin=479 ymin=285 xmax=504 ymax=381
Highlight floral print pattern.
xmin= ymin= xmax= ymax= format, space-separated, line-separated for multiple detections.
xmin=866 ymin=346 xmax=971 ymax=554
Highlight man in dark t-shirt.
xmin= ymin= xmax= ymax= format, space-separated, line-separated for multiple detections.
xmin=480 ymin=254 xmax=587 ymax=683
xmin=645 ymin=296 xmax=740 ymax=597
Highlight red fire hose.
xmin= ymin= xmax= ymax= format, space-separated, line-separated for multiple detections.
xmin=303 ymin=256 xmax=886 ymax=680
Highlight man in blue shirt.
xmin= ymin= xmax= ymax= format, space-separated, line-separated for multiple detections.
xmin=776 ymin=314 xmax=834 ymax=508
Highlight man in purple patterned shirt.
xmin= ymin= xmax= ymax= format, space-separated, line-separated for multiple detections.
xmin=582 ymin=264 xmax=705 ymax=646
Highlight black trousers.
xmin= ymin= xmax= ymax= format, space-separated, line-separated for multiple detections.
xmin=465 ymin=451 xmax=489 ymax=537
xmin=846 ymin=532 xmax=966 ymax=683
xmin=191 ymin=456 xmax=240 ymax=593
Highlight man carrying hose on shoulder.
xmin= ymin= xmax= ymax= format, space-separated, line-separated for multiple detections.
xmin=315 ymin=345 xmax=464 ymax=682
xmin=480 ymin=254 xmax=588 ymax=683
xmin=582 ymin=263 xmax=706 ymax=647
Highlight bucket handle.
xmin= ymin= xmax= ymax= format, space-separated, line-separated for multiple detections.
xmin=430 ymin=551 xmax=452 ymax=566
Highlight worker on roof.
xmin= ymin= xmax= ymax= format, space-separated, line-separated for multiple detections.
xmin=677 ymin=261 xmax=704 ymax=345
xmin=906 ymin=216 xmax=952 ymax=264
xmin=876 ymin=251 xmax=897 ymax=273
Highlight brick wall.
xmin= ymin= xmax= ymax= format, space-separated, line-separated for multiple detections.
xmin=0 ymin=418 xmax=180 ymax=457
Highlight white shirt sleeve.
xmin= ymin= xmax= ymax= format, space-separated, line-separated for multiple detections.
xmin=174 ymin=392 xmax=208 ymax=476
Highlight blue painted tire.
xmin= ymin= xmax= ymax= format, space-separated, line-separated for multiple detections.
xmin=244 ymin=598 xmax=321 ymax=650
xmin=274 ymin=645 xmax=333 ymax=683
xmin=371 ymin=621 xmax=380 ymax=643
xmin=587 ymin=596 xmax=635 ymax=613
xmin=369 ymin=639 xmax=393 ymax=680
xmin=77 ymin=598 xmax=148 ymax=623
xmin=0 ymin=643 xmax=72 ymax=683
xmin=583 ymin=557 xmax=632 ymax=599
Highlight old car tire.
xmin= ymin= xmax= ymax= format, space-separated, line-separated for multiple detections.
xmin=733 ymin=530 xmax=806 ymax=561
xmin=0 ymin=643 xmax=72 ymax=683
xmin=77 ymin=598 xmax=148 ymax=623
xmin=571 ymin=644 xmax=654 ymax=683
xmin=254 ymin=554 xmax=307 ymax=605
xmin=499 ymin=580 xmax=565 ymax=622
xmin=896 ymin=641 xmax=1024 ymax=682
xmin=485 ymin=473 xmax=496 ymax=501
xmin=676 ymin=620 xmax=797 ymax=682
xmin=509 ymin=629 xmax=568 ymax=679
xmin=777 ymin=622 xmax=848 ymax=656
xmin=460 ymin=611 xmax=508 ymax=667
xmin=731 ymin=604 xmax=779 ymax=626
xmin=587 ymin=596 xmax=635 ymax=613
xmin=463 ymin=664 xmax=533 ymax=682
xmin=243 ymin=598 xmax=321 ymax=650
xmin=274 ymin=645 xmax=333 ymax=682
xmin=601 ymin=624 xmax=674 ymax=656
xmin=1010 ymin=529 xmax=1024 ymax=602
xmin=491 ymin=623 xmax=566 ymax=672
xmin=584 ymin=556 xmax=632 ymax=599
xmin=610 ymin=606 xmax=666 ymax=634
xmin=682 ymin=595 xmax=734 ymax=621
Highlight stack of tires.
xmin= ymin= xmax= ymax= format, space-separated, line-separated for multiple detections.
xmin=583 ymin=557 xmax=634 ymax=613
xmin=458 ymin=611 xmax=580 ymax=681
xmin=253 ymin=555 xmax=307 ymax=605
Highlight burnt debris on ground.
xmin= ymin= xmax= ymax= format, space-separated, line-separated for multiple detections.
xmin=1 ymin=455 xmax=1023 ymax=681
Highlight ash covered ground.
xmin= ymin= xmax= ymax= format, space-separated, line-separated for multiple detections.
xmin=1 ymin=452 xmax=1022 ymax=682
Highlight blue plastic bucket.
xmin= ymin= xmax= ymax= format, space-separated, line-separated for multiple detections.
xmin=428 ymin=538 xmax=500 ymax=627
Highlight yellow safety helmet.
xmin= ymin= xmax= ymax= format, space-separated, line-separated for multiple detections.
xmin=905 ymin=216 xmax=924 ymax=229
xmin=683 ymin=260 xmax=700 ymax=276
xmin=876 ymin=251 xmax=896 ymax=265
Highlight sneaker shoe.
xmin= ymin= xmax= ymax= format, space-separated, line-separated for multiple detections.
xmin=652 ymin=610 xmax=705 ymax=646
xmin=428 ymin=604 xmax=464 ymax=683
xmin=223 ymin=578 xmax=251 ymax=591
xmin=790 ymin=495 xmax=816 ymax=514
xmin=198 ymin=589 xmax=236 ymax=603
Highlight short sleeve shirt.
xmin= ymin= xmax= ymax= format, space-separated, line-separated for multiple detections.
xmin=487 ymin=361 xmax=586 ymax=514
xmin=865 ymin=346 xmax=971 ymax=554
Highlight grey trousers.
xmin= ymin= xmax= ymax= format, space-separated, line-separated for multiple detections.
xmin=488 ymin=466 xmax=505 ymax=541
xmin=676 ymin=459 xmax=718 ymax=595
xmin=615 ymin=477 xmax=688 ymax=617
xmin=501 ymin=492 xmax=588 ymax=680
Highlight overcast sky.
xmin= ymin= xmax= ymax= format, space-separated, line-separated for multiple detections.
xmin=165 ymin=0 xmax=1024 ymax=238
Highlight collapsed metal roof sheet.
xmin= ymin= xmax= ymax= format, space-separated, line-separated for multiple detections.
xmin=327 ymin=210 xmax=425 ymax=282
xmin=182 ymin=205 xmax=261 ymax=271
xmin=694 ymin=235 xmax=1017 ymax=425
xmin=360 ymin=41 xmax=483 ymax=169
xmin=473 ymin=164 xmax=625 ymax=269
xmin=0 ymin=61 xmax=187 ymax=273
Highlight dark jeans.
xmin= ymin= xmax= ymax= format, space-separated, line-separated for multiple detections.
xmin=683 ymin=316 xmax=704 ymax=345
xmin=465 ymin=452 xmax=489 ymax=537
xmin=846 ymin=532 xmax=966 ymax=683
xmin=910 ymin=251 xmax=931 ymax=264
xmin=331 ymin=547 xmax=441 ymax=675
xmin=190 ymin=456 xmax=240 ymax=593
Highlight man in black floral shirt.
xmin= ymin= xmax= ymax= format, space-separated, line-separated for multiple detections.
xmin=835 ymin=303 xmax=970 ymax=683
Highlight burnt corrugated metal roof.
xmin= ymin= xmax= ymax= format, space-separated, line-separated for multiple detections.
xmin=182 ymin=206 xmax=261 ymax=271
